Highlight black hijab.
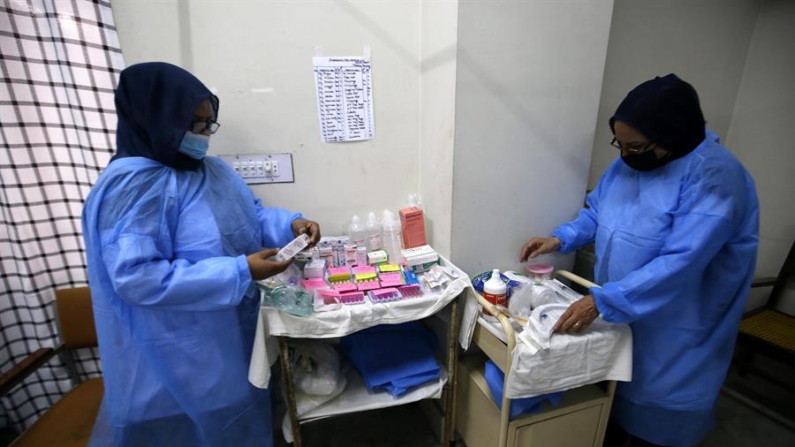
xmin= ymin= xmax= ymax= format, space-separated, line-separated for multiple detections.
xmin=112 ymin=62 xmax=218 ymax=170
xmin=610 ymin=74 xmax=706 ymax=161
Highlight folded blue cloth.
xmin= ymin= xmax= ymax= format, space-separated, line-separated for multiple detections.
xmin=484 ymin=360 xmax=562 ymax=419
xmin=341 ymin=322 xmax=440 ymax=397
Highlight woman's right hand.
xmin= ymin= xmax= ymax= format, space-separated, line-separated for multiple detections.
xmin=519 ymin=237 xmax=561 ymax=262
xmin=246 ymin=248 xmax=294 ymax=280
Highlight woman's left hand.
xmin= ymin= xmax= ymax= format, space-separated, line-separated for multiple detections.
xmin=291 ymin=218 xmax=321 ymax=247
xmin=553 ymin=295 xmax=600 ymax=333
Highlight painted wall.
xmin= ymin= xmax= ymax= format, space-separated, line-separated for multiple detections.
xmin=588 ymin=0 xmax=760 ymax=188
xmin=419 ymin=0 xmax=458 ymax=258
xmin=450 ymin=0 xmax=614 ymax=275
xmin=726 ymin=0 xmax=795 ymax=313
xmin=112 ymin=0 xmax=422 ymax=235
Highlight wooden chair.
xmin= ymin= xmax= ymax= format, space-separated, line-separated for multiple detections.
xmin=0 ymin=287 xmax=103 ymax=447
xmin=736 ymin=240 xmax=795 ymax=385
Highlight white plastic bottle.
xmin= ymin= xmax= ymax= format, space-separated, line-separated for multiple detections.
xmin=347 ymin=215 xmax=367 ymax=247
xmin=482 ymin=269 xmax=507 ymax=316
xmin=365 ymin=212 xmax=383 ymax=251
xmin=381 ymin=210 xmax=404 ymax=265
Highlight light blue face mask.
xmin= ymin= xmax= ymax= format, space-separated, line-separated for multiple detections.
xmin=178 ymin=131 xmax=210 ymax=159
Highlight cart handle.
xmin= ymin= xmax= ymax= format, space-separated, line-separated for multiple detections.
xmin=555 ymin=269 xmax=601 ymax=289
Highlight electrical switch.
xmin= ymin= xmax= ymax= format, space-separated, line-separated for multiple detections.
xmin=219 ymin=153 xmax=294 ymax=184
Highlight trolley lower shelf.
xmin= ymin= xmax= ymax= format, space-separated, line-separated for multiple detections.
xmin=300 ymin=367 xmax=448 ymax=423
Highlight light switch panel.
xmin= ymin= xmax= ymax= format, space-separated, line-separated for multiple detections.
xmin=219 ymin=153 xmax=294 ymax=184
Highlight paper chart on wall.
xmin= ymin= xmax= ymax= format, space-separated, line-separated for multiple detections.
xmin=313 ymin=56 xmax=375 ymax=142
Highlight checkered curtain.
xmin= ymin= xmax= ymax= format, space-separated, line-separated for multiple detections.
xmin=0 ymin=0 xmax=124 ymax=432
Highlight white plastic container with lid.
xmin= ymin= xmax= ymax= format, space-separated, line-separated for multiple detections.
xmin=381 ymin=210 xmax=404 ymax=265
xmin=347 ymin=215 xmax=367 ymax=247
xmin=525 ymin=263 xmax=557 ymax=308
xmin=365 ymin=212 xmax=383 ymax=251
xmin=482 ymin=269 xmax=507 ymax=316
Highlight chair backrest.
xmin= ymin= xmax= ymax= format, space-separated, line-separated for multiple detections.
xmin=54 ymin=287 xmax=97 ymax=349
xmin=769 ymin=240 xmax=795 ymax=309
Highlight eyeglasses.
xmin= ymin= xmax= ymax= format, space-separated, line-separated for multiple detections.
xmin=610 ymin=137 xmax=654 ymax=154
xmin=192 ymin=119 xmax=221 ymax=135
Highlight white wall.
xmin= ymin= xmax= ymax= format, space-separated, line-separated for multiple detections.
xmin=112 ymin=0 xmax=423 ymax=234
xmin=588 ymin=0 xmax=760 ymax=188
xmin=450 ymin=0 xmax=614 ymax=275
xmin=726 ymin=0 xmax=795 ymax=313
xmin=419 ymin=1 xmax=458 ymax=258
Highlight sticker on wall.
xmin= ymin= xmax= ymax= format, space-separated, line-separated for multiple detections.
xmin=313 ymin=46 xmax=375 ymax=142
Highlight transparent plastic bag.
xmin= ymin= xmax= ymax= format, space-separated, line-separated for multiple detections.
xmin=508 ymin=283 xmax=534 ymax=317
xmin=258 ymin=264 xmax=313 ymax=317
xmin=289 ymin=341 xmax=344 ymax=396
xmin=281 ymin=341 xmax=347 ymax=444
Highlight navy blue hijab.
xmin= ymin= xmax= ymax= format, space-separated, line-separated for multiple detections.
xmin=610 ymin=74 xmax=705 ymax=161
xmin=112 ymin=62 xmax=218 ymax=170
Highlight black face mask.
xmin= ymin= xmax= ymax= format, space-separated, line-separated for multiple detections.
xmin=621 ymin=150 xmax=672 ymax=172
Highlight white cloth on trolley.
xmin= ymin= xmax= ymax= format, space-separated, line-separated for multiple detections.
xmin=248 ymin=262 xmax=473 ymax=389
xmin=508 ymin=314 xmax=632 ymax=399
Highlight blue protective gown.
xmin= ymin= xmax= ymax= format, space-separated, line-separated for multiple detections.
xmin=552 ymin=132 xmax=758 ymax=447
xmin=82 ymin=156 xmax=298 ymax=447
xmin=81 ymin=62 xmax=300 ymax=447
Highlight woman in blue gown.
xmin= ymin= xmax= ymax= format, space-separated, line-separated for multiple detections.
xmin=82 ymin=62 xmax=320 ymax=447
xmin=520 ymin=74 xmax=759 ymax=447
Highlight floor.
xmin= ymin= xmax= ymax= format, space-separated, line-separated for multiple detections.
xmin=270 ymin=390 xmax=795 ymax=447
xmin=275 ymin=356 xmax=795 ymax=447
xmin=3 ymin=359 xmax=793 ymax=447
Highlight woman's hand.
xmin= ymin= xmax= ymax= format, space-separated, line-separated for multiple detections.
xmin=553 ymin=295 xmax=600 ymax=333
xmin=246 ymin=248 xmax=294 ymax=280
xmin=291 ymin=218 xmax=321 ymax=247
xmin=519 ymin=237 xmax=561 ymax=262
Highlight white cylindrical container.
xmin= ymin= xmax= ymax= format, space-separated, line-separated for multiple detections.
xmin=365 ymin=212 xmax=383 ymax=251
xmin=482 ymin=269 xmax=507 ymax=316
xmin=381 ymin=210 xmax=404 ymax=265
xmin=347 ymin=215 xmax=367 ymax=247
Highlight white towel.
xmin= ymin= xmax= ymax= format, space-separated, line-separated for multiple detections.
xmin=508 ymin=319 xmax=632 ymax=399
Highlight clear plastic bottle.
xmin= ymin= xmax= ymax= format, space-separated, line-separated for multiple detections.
xmin=347 ymin=215 xmax=367 ymax=247
xmin=365 ymin=212 xmax=383 ymax=251
xmin=381 ymin=210 xmax=404 ymax=265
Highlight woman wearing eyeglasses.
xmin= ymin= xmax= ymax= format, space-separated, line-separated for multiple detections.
xmin=520 ymin=74 xmax=759 ymax=447
xmin=82 ymin=62 xmax=320 ymax=447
